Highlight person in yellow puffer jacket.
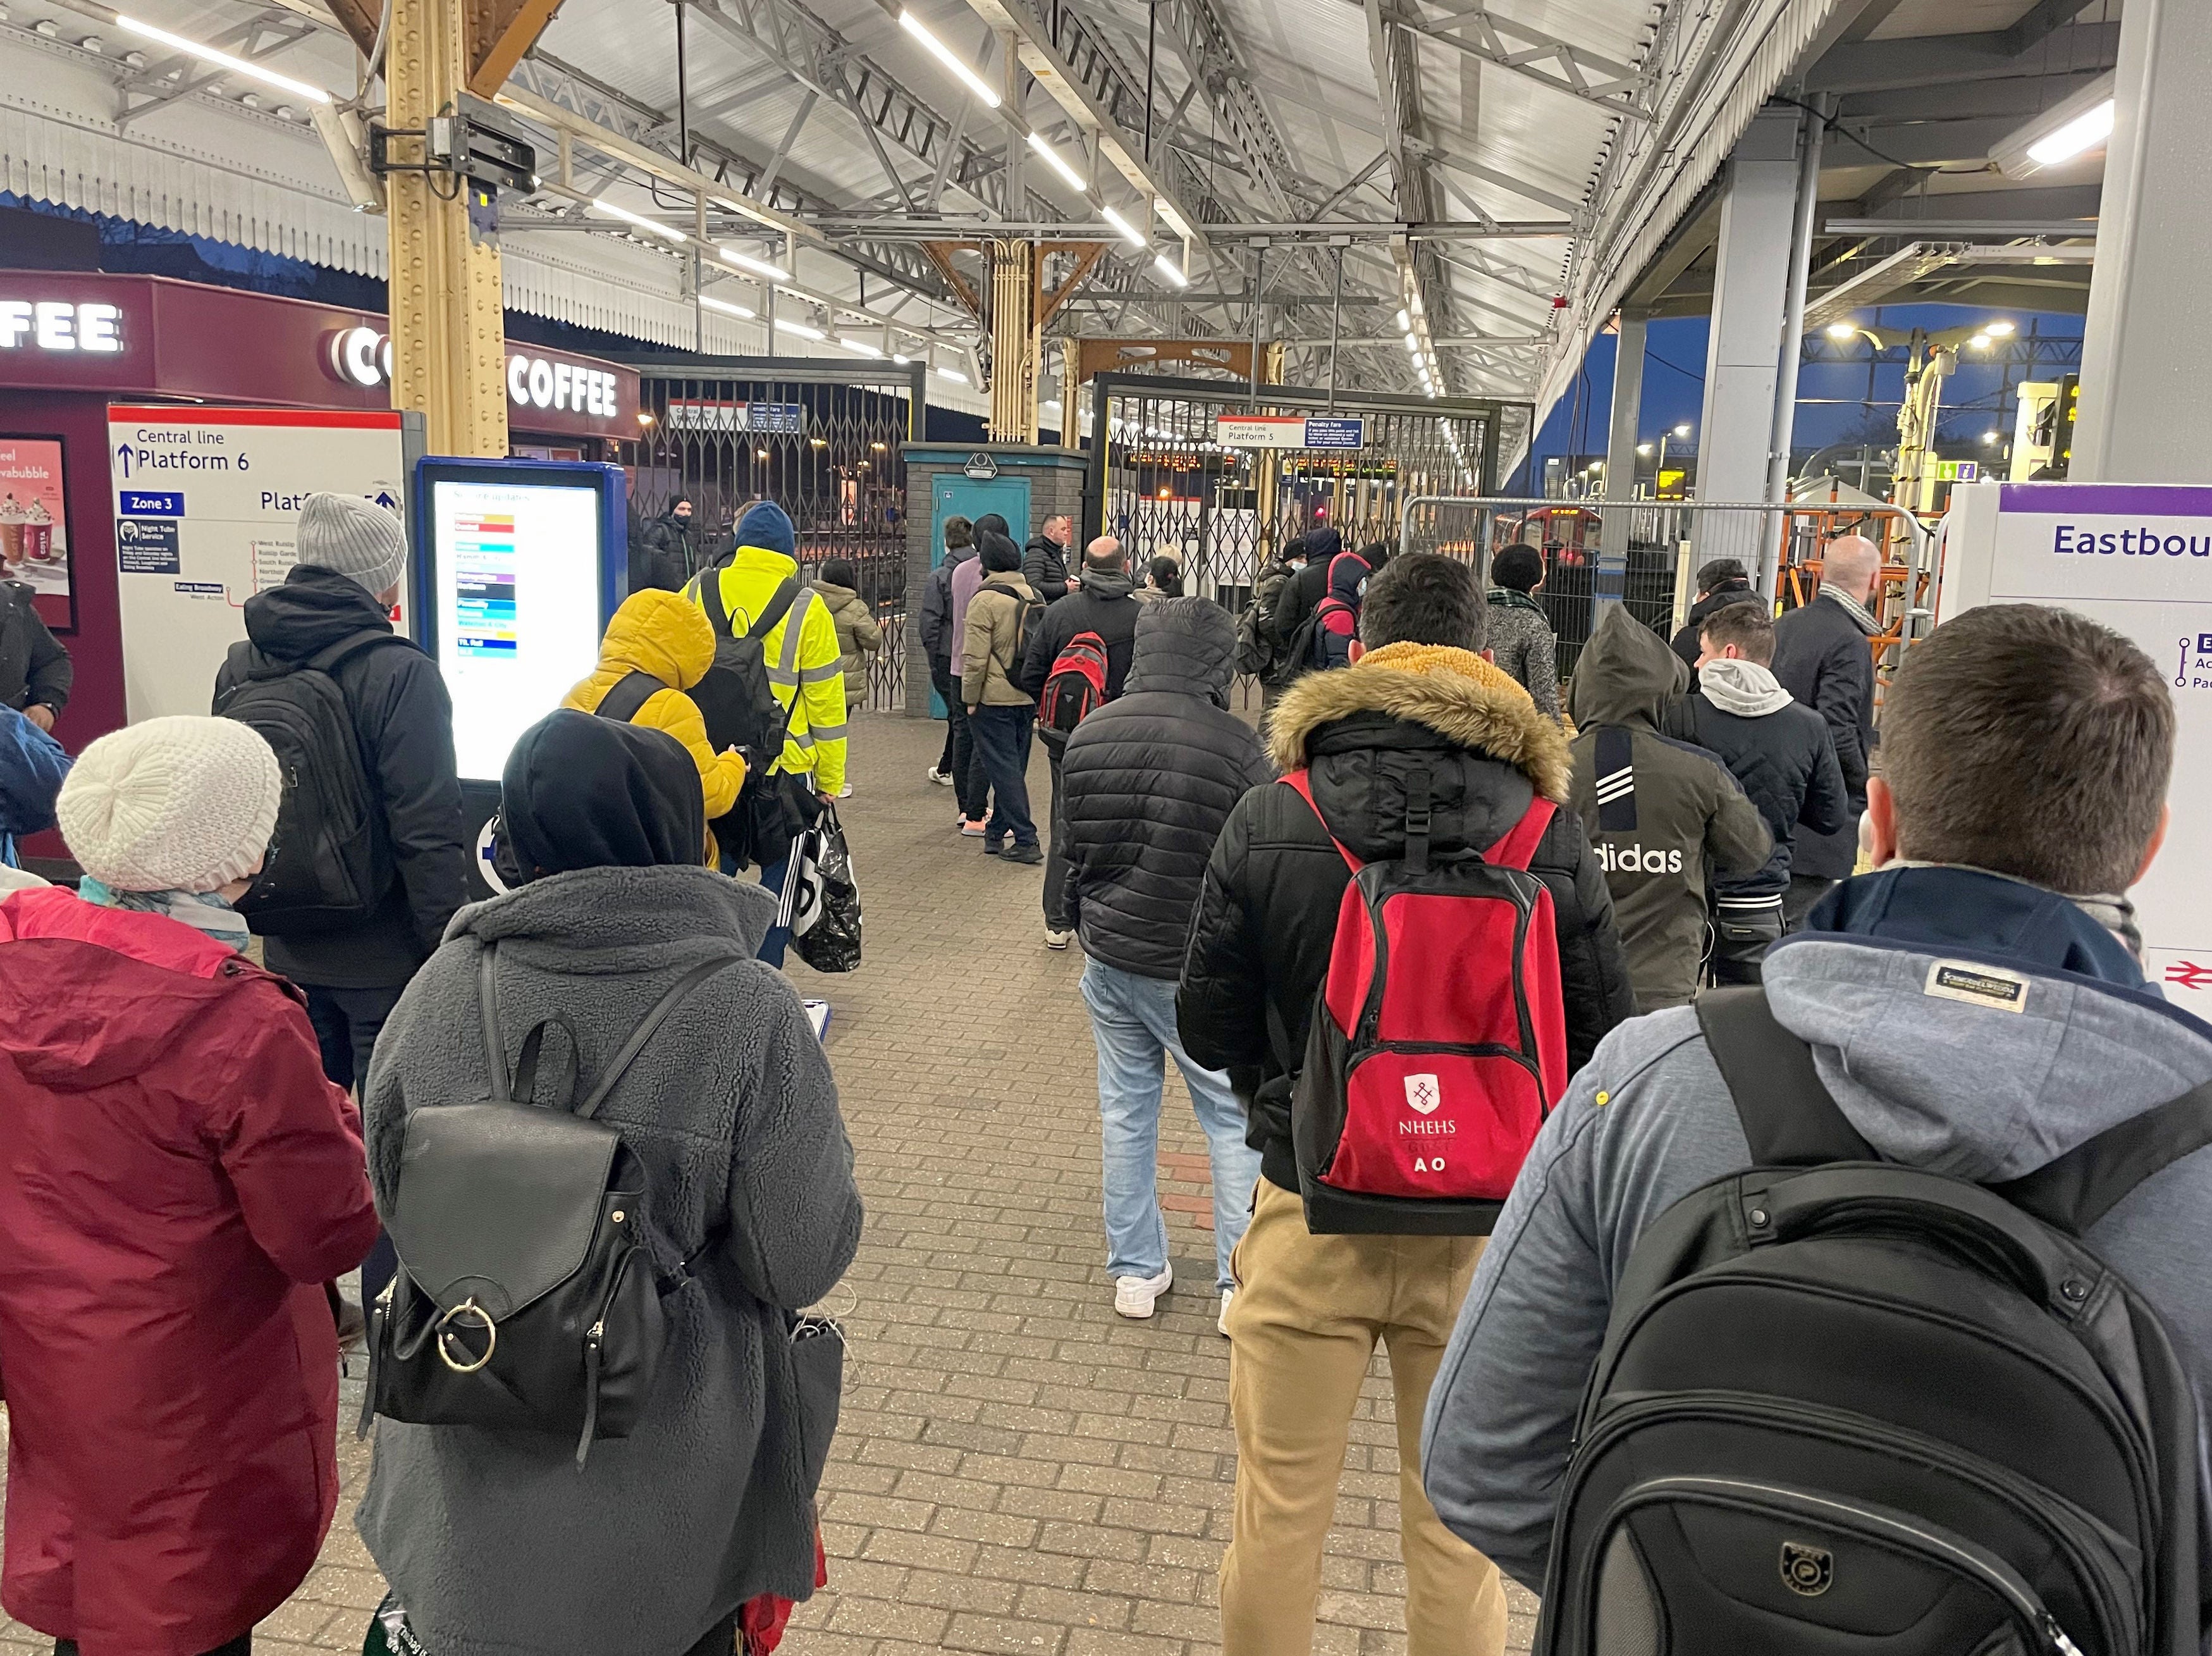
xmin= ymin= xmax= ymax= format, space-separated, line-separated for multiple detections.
xmin=562 ymin=588 xmax=748 ymax=862
xmin=684 ymin=500 xmax=846 ymax=967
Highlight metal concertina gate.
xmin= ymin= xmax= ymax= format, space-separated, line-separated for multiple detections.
xmin=616 ymin=356 xmax=924 ymax=712
xmin=1398 ymin=494 xmax=1933 ymax=684
xmin=1084 ymin=372 xmax=1530 ymax=612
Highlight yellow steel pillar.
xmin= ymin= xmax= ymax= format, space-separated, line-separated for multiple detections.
xmin=381 ymin=0 xmax=527 ymax=455
xmin=988 ymin=240 xmax=1040 ymax=445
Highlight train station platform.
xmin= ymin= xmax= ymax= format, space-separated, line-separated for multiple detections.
xmin=0 ymin=710 xmax=1537 ymax=1656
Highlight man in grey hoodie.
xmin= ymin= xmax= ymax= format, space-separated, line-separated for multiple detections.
xmin=1422 ymin=603 xmax=2212 ymax=1606
xmin=1662 ymin=600 xmax=1848 ymax=982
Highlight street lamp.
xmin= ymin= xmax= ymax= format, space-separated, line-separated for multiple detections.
xmin=1654 ymin=423 xmax=1693 ymax=497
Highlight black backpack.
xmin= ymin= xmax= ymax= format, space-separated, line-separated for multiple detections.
xmin=594 ymin=669 xmax=664 ymax=726
xmin=215 ymin=630 xmax=402 ymax=936
xmin=686 ymin=573 xmax=804 ymax=769
xmin=1536 ymin=987 xmax=2208 ymax=1656
xmin=362 ymin=944 xmax=745 ymax=1466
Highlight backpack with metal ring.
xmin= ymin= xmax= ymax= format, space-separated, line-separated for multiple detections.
xmin=361 ymin=944 xmax=746 ymax=1466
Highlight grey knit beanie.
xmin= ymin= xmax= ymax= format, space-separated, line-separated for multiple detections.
xmin=297 ymin=492 xmax=409 ymax=597
xmin=58 ymin=716 xmax=282 ymax=894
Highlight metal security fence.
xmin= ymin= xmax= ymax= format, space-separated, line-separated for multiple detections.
xmin=1083 ymin=373 xmax=1525 ymax=616
xmin=614 ymin=356 xmax=924 ymax=712
xmin=1400 ymin=495 xmax=1932 ymax=684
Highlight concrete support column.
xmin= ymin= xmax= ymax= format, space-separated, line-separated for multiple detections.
xmin=1595 ymin=308 xmax=1647 ymax=607
xmin=988 ymin=240 xmax=1039 ymax=443
xmin=1694 ymin=108 xmax=1800 ymax=560
xmin=386 ymin=0 xmax=508 ymax=456
xmin=2073 ymin=0 xmax=2212 ymax=482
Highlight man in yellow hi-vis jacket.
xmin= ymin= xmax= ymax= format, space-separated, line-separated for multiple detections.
xmin=684 ymin=500 xmax=847 ymax=965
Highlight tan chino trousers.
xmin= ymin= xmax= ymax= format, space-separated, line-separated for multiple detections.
xmin=1220 ymin=1178 xmax=1509 ymax=1656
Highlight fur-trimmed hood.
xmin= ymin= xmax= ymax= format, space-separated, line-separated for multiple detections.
xmin=1267 ymin=643 xmax=1573 ymax=803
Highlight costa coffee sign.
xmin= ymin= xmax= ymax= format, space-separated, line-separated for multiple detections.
xmin=0 ymin=271 xmax=637 ymax=440
xmin=323 ymin=326 xmax=632 ymax=431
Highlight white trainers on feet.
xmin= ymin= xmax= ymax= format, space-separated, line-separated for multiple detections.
xmin=927 ymin=765 xmax=954 ymax=786
xmin=1217 ymin=1288 xmax=1234 ymax=1338
xmin=1044 ymin=927 xmax=1074 ymax=950
xmin=1113 ymin=1265 xmax=1174 ymax=1319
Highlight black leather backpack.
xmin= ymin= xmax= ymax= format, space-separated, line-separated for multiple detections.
xmin=1535 ymin=987 xmax=2209 ymax=1656
xmin=362 ymin=944 xmax=744 ymax=1466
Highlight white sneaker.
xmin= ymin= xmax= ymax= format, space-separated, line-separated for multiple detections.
xmin=1044 ymin=927 xmax=1074 ymax=951
xmin=1113 ymin=1265 xmax=1173 ymax=1319
xmin=1217 ymin=1288 xmax=1234 ymax=1338
xmin=926 ymin=765 xmax=954 ymax=787
xmin=838 ymin=782 xmax=854 ymax=798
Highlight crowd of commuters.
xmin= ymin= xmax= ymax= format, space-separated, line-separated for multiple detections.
xmin=1 ymin=479 xmax=2206 ymax=1656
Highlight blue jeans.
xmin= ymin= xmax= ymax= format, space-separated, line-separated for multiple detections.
xmin=1080 ymin=957 xmax=1262 ymax=1290
xmin=967 ymin=703 xmax=1037 ymax=847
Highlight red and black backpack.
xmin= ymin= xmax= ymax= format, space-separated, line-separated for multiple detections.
xmin=1286 ymin=766 xmax=1570 ymax=1234
xmin=1038 ymin=629 xmax=1110 ymax=739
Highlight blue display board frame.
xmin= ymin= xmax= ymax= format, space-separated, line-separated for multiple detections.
xmin=407 ymin=455 xmax=626 ymax=658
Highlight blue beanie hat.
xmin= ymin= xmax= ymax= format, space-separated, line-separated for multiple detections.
xmin=734 ymin=501 xmax=796 ymax=560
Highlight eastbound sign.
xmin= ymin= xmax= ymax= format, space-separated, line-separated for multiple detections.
xmin=1938 ymin=480 xmax=2212 ymax=1015
xmin=1215 ymin=414 xmax=1367 ymax=450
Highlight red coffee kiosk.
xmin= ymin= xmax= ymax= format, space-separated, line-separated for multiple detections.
xmin=0 ymin=269 xmax=640 ymax=747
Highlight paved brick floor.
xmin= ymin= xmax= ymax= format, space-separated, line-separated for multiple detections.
xmin=0 ymin=711 xmax=1536 ymax=1656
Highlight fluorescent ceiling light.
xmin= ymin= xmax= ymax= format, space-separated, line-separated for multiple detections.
xmin=900 ymin=11 xmax=1000 ymax=108
xmin=892 ymin=353 xmax=911 ymax=364
xmin=1403 ymin=334 xmax=1420 ymax=353
xmin=934 ymin=365 xmax=969 ymax=383
xmin=1026 ymin=132 xmax=1086 ymax=192
xmin=2029 ymin=99 xmax=2115 ymax=168
xmin=1984 ymin=319 xmax=2017 ymax=338
xmin=774 ymin=318 xmax=825 ymax=340
xmin=839 ymin=337 xmax=884 ymax=357
xmin=1100 ymin=206 xmax=1146 ymax=248
xmin=699 ymin=294 xmax=755 ymax=319
xmin=717 ymin=247 xmax=788 ymax=281
xmin=1969 ymin=333 xmax=1992 ymax=350
xmin=1826 ymin=321 xmax=1858 ymax=340
xmin=1991 ymin=72 xmax=2117 ymax=178
xmin=592 ymin=198 xmax=687 ymax=241
xmin=1153 ymin=254 xmax=1189 ymax=288
xmin=1396 ymin=309 xmax=1411 ymax=331
xmin=116 ymin=15 xmax=331 ymax=102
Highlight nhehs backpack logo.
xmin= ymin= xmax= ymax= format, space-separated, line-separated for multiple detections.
xmin=1404 ymin=1073 xmax=1441 ymax=1115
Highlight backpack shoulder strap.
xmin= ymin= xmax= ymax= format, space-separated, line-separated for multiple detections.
xmin=595 ymin=670 xmax=664 ymax=724
xmin=738 ymin=578 xmax=800 ymax=643
xmin=1484 ymin=798 xmax=1558 ymax=873
xmin=1281 ymin=769 xmax=1361 ymax=875
xmin=302 ymin=628 xmax=402 ymax=676
xmin=696 ymin=570 xmax=731 ymax=638
xmin=1694 ymin=986 xmax=1876 ymax=1165
xmin=1991 ymin=1080 xmax=2212 ymax=1235
xmin=574 ymin=952 xmax=751 ymax=1120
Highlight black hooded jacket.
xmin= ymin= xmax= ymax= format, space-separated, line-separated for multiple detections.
xmin=1668 ymin=581 xmax=1763 ymax=672
xmin=215 ymin=565 xmax=469 ymax=989
xmin=1269 ymin=526 xmax=1346 ymax=653
xmin=1059 ymin=600 xmax=1273 ymax=980
xmin=501 ymin=709 xmax=704 ymax=877
xmin=1179 ymin=648 xmax=1635 ymax=1197
xmin=1022 ymin=533 xmax=1076 ymax=602
xmin=1017 ymin=565 xmax=1143 ymax=707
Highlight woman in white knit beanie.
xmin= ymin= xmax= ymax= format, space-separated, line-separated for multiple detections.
xmin=56 ymin=714 xmax=282 ymax=951
xmin=0 ymin=711 xmax=378 ymax=1656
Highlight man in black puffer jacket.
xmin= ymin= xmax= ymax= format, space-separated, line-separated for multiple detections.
xmin=1061 ymin=596 xmax=1274 ymax=1328
xmin=1178 ymin=552 xmax=1632 ymax=1656
xmin=1020 ymin=536 xmax=1143 ymax=948
xmin=1661 ymin=600 xmax=1847 ymax=982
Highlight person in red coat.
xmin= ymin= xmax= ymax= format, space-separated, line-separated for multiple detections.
xmin=0 ymin=715 xmax=380 ymax=1656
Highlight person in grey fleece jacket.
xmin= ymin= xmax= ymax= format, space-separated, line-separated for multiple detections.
xmin=357 ymin=709 xmax=863 ymax=1656
xmin=1420 ymin=604 xmax=2212 ymax=1614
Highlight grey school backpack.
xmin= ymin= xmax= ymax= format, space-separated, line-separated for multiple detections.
xmin=362 ymin=944 xmax=744 ymax=1466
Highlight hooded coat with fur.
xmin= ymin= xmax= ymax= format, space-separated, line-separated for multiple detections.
xmin=355 ymin=867 xmax=861 ymax=1656
xmin=1179 ymin=645 xmax=1635 ymax=1198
